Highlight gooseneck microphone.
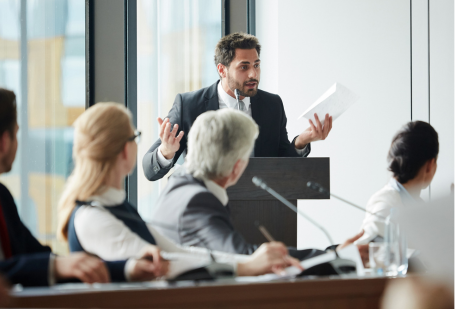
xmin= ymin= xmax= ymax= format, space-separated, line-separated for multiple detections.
xmin=252 ymin=177 xmax=336 ymax=247
xmin=306 ymin=182 xmax=386 ymax=219
xmin=252 ymin=177 xmax=362 ymax=276
xmin=234 ymin=89 xmax=241 ymax=110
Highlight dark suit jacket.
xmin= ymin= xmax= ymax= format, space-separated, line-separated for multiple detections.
xmin=143 ymin=81 xmax=311 ymax=181
xmin=0 ymin=183 xmax=127 ymax=286
xmin=151 ymin=174 xmax=324 ymax=260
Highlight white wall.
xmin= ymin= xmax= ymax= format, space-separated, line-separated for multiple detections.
xmin=429 ymin=0 xmax=454 ymax=198
xmin=257 ymin=0 xmax=417 ymax=249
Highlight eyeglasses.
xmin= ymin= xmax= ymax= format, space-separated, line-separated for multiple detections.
xmin=128 ymin=130 xmax=142 ymax=144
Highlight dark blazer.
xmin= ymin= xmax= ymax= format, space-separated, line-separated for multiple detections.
xmin=143 ymin=81 xmax=311 ymax=181
xmin=0 ymin=183 xmax=127 ymax=286
xmin=151 ymin=174 xmax=324 ymax=260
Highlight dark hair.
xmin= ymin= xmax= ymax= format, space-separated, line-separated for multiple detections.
xmin=388 ymin=121 xmax=439 ymax=184
xmin=214 ymin=32 xmax=261 ymax=68
xmin=0 ymin=88 xmax=17 ymax=138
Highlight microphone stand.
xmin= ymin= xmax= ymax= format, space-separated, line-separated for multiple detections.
xmin=252 ymin=177 xmax=358 ymax=276
xmin=252 ymin=177 xmax=336 ymax=253
xmin=306 ymin=182 xmax=386 ymax=219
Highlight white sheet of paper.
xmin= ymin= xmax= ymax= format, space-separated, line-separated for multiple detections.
xmin=236 ymin=245 xmax=365 ymax=283
xmin=298 ymin=83 xmax=359 ymax=125
xmin=338 ymin=244 xmax=365 ymax=276
xmin=160 ymin=252 xmax=211 ymax=280
xmin=284 ymin=244 xmax=364 ymax=277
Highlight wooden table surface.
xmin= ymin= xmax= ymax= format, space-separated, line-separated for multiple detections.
xmin=8 ymin=275 xmax=403 ymax=309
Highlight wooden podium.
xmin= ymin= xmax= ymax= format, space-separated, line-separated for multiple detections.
xmin=227 ymin=158 xmax=330 ymax=247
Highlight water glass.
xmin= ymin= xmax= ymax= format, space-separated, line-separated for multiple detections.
xmin=369 ymin=242 xmax=387 ymax=276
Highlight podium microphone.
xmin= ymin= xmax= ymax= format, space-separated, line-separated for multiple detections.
xmin=252 ymin=176 xmax=335 ymax=247
xmin=252 ymin=177 xmax=357 ymax=276
xmin=306 ymin=182 xmax=386 ymax=219
xmin=234 ymin=89 xmax=241 ymax=110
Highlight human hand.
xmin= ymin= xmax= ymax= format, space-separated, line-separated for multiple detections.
xmin=136 ymin=245 xmax=168 ymax=278
xmin=55 ymin=252 xmax=110 ymax=284
xmin=336 ymin=230 xmax=369 ymax=267
xmin=238 ymin=242 xmax=303 ymax=276
xmin=128 ymin=258 xmax=170 ymax=281
xmin=295 ymin=113 xmax=332 ymax=148
xmin=157 ymin=117 xmax=184 ymax=159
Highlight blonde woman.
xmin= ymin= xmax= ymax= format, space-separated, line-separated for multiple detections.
xmin=58 ymin=103 xmax=302 ymax=277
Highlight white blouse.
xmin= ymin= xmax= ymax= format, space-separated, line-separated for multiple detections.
xmin=74 ymin=187 xmax=248 ymax=266
xmin=357 ymin=178 xmax=418 ymax=244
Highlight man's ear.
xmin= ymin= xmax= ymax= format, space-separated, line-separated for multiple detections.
xmin=0 ymin=131 xmax=9 ymax=154
xmin=232 ymin=159 xmax=242 ymax=175
xmin=217 ymin=63 xmax=227 ymax=79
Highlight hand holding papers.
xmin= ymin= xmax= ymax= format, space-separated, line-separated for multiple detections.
xmin=236 ymin=244 xmax=365 ymax=283
xmin=298 ymin=83 xmax=359 ymax=126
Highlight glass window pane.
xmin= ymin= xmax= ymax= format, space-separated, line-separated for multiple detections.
xmin=137 ymin=0 xmax=222 ymax=220
xmin=0 ymin=0 xmax=85 ymax=255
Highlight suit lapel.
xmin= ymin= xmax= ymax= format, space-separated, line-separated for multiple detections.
xmin=205 ymin=80 xmax=220 ymax=112
xmin=250 ymin=92 xmax=264 ymax=156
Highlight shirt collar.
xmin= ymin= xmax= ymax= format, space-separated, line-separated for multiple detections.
xmin=88 ymin=187 xmax=126 ymax=207
xmin=201 ymin=178 xmax=229 ymax=206
xmin=217 ymin=79 xmax=251 ymax=110
xmin=388 ymin=178 xmax=415 ymax=205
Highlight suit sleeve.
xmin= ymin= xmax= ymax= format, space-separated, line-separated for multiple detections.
xmin=180 ymin=193 xmax=259 ymax=255
xmin=2 ymin=185 xmax=52 ymax=255
xmin=104 ymin=260 xmax=127 ymax=282
xmin=0 ymin=252 xmax=51 ymax=286
xmin=142 ymin=93 xmax=185 ymax=181
xmin=277 ymin=97 xmax=311 ymax=157
xmin=16 ymin=217 xmax=52 ymax=255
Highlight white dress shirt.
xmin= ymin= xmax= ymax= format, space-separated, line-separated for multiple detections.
xmin=74 ymin=187 xmax=248 ymax=272
xmin=200 ymin=178 xmax=229 ymax=206
xmin=216 ymin=80 xmax=252 ymax=116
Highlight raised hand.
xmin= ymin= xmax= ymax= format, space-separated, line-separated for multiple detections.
xmin=158 ymin=117 xmax=184 ymax=159
xmin=295 ymin=113 xmax=333 ymax=149
xmin=238 ymin=242 xmax=303 ymax=276
xmin=54 ymin=252 xmax=110 ymax=284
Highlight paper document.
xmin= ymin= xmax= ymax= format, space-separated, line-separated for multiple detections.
xmin=284 ymin=244 xmax=364 ymax=277
xmin=161 ymin=251 xmax=211 ymax=280
xmin=237 ymin=244 xmax=365 ymax=283
xmin=298 ymin=83 xmax=359 ymax=125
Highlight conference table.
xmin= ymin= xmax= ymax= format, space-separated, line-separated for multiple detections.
xmin=9 ymin=274 xmax=406 ymax=309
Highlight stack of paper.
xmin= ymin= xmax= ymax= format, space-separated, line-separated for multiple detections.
xmin=298 ymin=83 xmax=359 ymax=125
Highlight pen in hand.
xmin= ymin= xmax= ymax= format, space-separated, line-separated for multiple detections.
xmin=255 ymin=222 xmax=303 ymax=273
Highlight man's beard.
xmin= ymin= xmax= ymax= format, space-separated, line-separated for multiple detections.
xmin=227 ymin=73 xmax=259 ymax=97
xmin=1 ymin=155 xmax=13 ymax=173
xmin=1 ymin=142 xmax=16 ymax=173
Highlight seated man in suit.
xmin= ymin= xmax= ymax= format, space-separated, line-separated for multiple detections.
xmin=143 ymin=32 xmax=333 ymax=181
xmin=152 ymin=109 xmax=367 ymax=263
xmin=0 ymin=88 xmax=166 ymax=286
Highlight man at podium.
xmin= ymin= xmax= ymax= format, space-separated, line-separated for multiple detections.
xmin=143 ymin=32 xmax=332 ymax=182
xmin=151 ymin=109 xmax=366 ymax=263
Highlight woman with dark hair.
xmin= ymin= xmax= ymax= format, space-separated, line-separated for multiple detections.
xmin=357 ymin=121 xmax=439 ymax=244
